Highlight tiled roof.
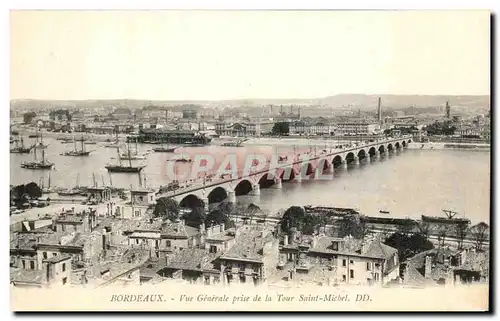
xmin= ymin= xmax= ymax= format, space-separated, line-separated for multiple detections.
xmin=364 ymin=242 xmax=398 ymax=260
xmin=10 ymin=268 xmax=45 ymax=285
xmin=43 ymin=254 xmax=72 ymax=264
xmin=166 ymin=248 xmax=220 ymax=272
xmin=221 ymin=227 xmax=274 ymax=263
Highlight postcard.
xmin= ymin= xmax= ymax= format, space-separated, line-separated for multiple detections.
xmin=9 ymin=9 xmax=490 ymax=312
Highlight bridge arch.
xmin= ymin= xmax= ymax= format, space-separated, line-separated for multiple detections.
xmin=207 ymin=186 xmax=228 ymax=204
xmin=179 ymin=194 xmax=205 ymax=210
xmin=368 ymin=146 xmax=377 ymax=157
xmin=407 ymin=139 xmax=412 ymax=143
xmin=395 ymin=142 xmax=401 ymax=149
xmin=318 ymin=157 xmax=331 ymax=172
xmin=258 ymin=173 xmax=275 ymax=189
xmin=234 ymin=179 xmax=253 ymax=196
xmin=332 ymin=155 xmax=343 ymax=168
xmin=402 ymin=141 xmax=407 ymax=148
xmin=345 ymin=152 xmax=356 ymax=164
xmin=357 ymin=149 xmax=367 ymax=160
xmin=279 ymin=167 xmax=296 ymax=181
xmin=378 ymin=145 xmax=386 ymax=153
xmin=387 ymin=143 xmax=394 ymax=151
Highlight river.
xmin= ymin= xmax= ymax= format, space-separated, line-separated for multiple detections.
xmin=10 ymin=137 xmax=490 ymax=224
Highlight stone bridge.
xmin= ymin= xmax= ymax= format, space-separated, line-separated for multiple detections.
xmin=157 ymin=136 xmax=413 ymax=211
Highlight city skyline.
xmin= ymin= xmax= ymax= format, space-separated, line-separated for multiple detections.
xmin=10 ymin=10 xmax=490 ymax=100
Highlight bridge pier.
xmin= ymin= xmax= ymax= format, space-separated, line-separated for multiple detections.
xmin=271 ymin=178 xmax=282 ymax=189
xmin=249 ymin=183 xmax=261 ymax=196
xmin=227 ymin=190 xmax=236 ymax=203
xmin=201 ymin=197 xmax=210 ymax=213
xmin=340 ymin=160 xmax=348 ymax=169
xmin=353 ymin=156 xmax=360 ymax=165
xmin=373 ymin=150 xmax=380 ymax=159
xmin=293 ymin=173 xmax=302 ymax=183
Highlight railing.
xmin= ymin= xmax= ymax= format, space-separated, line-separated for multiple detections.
xmin=157 ymin=136 xmax=411 ymax=198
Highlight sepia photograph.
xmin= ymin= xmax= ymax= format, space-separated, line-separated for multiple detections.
xmin=8 ymin=9 xmax=491 ymax=312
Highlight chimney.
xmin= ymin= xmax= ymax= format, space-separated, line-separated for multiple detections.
xmin=102 ymin=229 xmax=107 ymax=250
xmin=311 ymin=236 xmax=317 ymax=248
xmin=283 ymin=235 xmax=289 ymax=246
xmin=220 ymin=224 xmax=225 ymax=234
xmin=424 ymin=255 xmax=432 ymax=278
xmin=207 ymin=227 xmax=213 ymax=238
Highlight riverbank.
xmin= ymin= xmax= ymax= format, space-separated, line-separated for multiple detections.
xmin=407 ymin=142 xmax=490 ymax=151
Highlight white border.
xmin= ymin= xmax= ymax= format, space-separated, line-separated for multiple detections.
xmin=2 ymin=1 xmax=498 ymax=320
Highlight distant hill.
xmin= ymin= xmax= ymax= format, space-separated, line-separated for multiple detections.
xmin=10 ymin=94 xmax=490 ymax=110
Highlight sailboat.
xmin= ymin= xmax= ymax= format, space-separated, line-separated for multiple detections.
xmin=58 ymin=173 xmax=83 ymax=196
xmin=61 ymin=136 xmax=91 ymax=156
xmin=10 ymin=136 xmax=33 ymax=153
xmin=103 ymin=132 xmax=121 ymax=148
xmin=41 ymin=172 xmax=54 ymax=194
xmin=153 ymin=136 xmax=178 ymax=153
xmin=20 ymin=133 xmax=54 ymax=169
xmin=105 ymin=145 xmax=146 ymax=173
xmin=121 ymin=140 xmax=146 ymax=160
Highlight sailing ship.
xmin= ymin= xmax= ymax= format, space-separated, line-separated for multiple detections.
xmin=40 ymin=172 xmax=55 ymax=194
xmin=105 ymin=145 xmax=146 ymax=173
xmin=120 ymin=141 xmax=146 ymax=160
xmin=20 ymin=133 xmax=54 ymax=170
xmin=58 ymin=174 xmax=83 ymax=196
xmin=10 ymin=136 xmax=33 ymax=153
xmin=103 ymin=132 xmax=121 ymax=148
xmin=168 ymin=153 xmax=192 ymax=163
xmin=61 ymin=136 xmax=91 ymax=156
xmin=153 ymin=136 xmax=178 ymax=152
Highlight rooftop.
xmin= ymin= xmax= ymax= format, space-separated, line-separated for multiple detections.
xmin=10 ymin=268 xmax=45 ymax=285
xmin=165 ymin=248 xmax=221 ymax=272
xmin=221 ymin=226 xmax=275 ymax=263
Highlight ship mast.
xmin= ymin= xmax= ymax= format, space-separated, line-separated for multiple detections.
xmin=116 ymin=145 xmax=122 ymax=165
xmin=127 ymin=142 xmax=133 ymax=168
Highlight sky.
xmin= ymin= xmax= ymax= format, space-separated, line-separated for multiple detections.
xmin=10 ymin=10 xmax=490 ymax=100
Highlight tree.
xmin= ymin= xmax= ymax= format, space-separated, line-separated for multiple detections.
xmin=338 ymin=214 xmax=369 ymax=239
xmin=384 ymin=232 xmax=434 ymax=276
xmin=23 ymin=112 xmax=37 ymax=124
xmin=280 ymin=206 xmax=306 ymax=234
xmin=469 ymin=222 xmax=489 ymax=251
xmin=416 ymin=221 xmax=431 ymax=241
xmin=397 ymin=218 xmax=416 ymax=237
xmin=153 ymin=197 xmax=180 ymax=221
xmin=272 ymin=122 xmax=290 ymax=136
xmin=24 ymin=182 xmax=42 ymax=199
xmin=436 ymin=225 xmax=448 ymax=247
xmin=182 ymin=206 xmax=206 ymax=227
xmin=454 ymin=222 xmax=469 ymax=250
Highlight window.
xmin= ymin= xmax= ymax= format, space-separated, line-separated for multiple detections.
xmin=374 ymin=273 xmax=379 ymax=281
xmin=62 ymin=263 xmax=66 ymax=272
xmin=53 ymin=253 xmax=57 ymax=257
xmin=155 ymin=240 xmax=159 ymax=249
xmin=240 ymin=275 xmax=246 ymax=283
xmin=43 ymin=252 xmax=47 ymax=259
xmin=62 ymin=277 xmax=67 ymax=285
xmin=350 ymin=269 xmax=354 ymax=279
xmin=342 ymin=275 xmax=346 ymax=282
xmin=139 ymin=196 xmax=144 ymax=202
xmin=332 ymin=242 xmax=339 ymax=251
xmin=22 ymin=260 xmax=26 ymax=269
xmin=135 ymin=210 xmax=140 ymax=217
xmin=350 ymin=260 xmax=354 ymax=264
xmin=166 ymin=240 xmax=171 ymax=247
xmin=62 ymin=225 xmax=66 ymax=232
xmin=209 ymin=245 xmax=217 ymax=253
xmin=342 ymin=259 xmax=346 ymax=267
xmin=136 ymin=239 xmax=139 ymax=245
xmin=30 ymin=261 xmax=35 ymax=270
xmin=366 ymin=262 xmax=372 ymax=271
